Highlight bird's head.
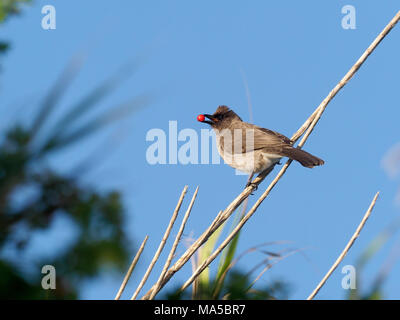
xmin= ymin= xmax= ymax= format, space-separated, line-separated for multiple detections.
xmin=197 ymin=105 xmax=241 ymax=129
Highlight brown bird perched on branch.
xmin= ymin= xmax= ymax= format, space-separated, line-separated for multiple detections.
xmin=197 ymin=105 xmax=324 ymax=187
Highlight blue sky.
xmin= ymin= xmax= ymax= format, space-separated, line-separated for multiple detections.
xmin=1 ymin=1 xmax=400 ymax=299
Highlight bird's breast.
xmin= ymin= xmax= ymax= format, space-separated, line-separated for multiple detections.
xmin=215 ymin=133 xmax=281 ymax=173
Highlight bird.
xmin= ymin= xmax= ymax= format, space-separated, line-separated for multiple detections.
xmin=197 ymin=105 xmax=324 ymax=187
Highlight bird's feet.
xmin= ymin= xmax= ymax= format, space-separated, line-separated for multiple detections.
xmin=245 ymin=182 xmax=258 ymax=195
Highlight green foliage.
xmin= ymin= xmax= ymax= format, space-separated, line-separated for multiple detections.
xmin=346 ymin=218 xmax=400 ymax=300
xmin=222 ymin=271 xmax=288 ymax=300
xmin=165 ymin=270 xmax=289 ymax=300
xmin=214 ymin=210 xmax=243 ymax=297
xmin=196 ymin=220 xmax=225 ymax=291
xmin=0 ymin=12 xmax=148 ymax=296
xmin=0 ymin=0 xmax=31 ymax=61
xmin=0 ymin=117 xmax=131 ymax=298
xmin=0 ymin=0 xmax=31 ymax=23
xmin=165 ymin=202 xmax=290 ymax=300
xmin=0 ymin=41 xmax=9 ymax=54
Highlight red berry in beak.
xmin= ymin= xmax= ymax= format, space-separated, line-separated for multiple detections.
xmin=197 ymin=114 xmax=205 ymax=122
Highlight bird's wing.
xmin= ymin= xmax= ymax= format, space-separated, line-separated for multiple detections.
xmin=217 ymin=122 xmax=293 ymax=155
xmin=240 ymin=123 xmax=293 ymax=154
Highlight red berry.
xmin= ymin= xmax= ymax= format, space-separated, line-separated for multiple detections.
xmin=197 ymin=114 xmax=205 ymax=122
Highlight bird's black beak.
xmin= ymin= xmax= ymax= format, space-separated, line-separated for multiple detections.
xmin=203 ymin=114 xmax=216 ymax=125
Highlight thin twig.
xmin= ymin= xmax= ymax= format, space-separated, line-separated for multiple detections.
xmin=307 ymin=192 xmax=380 ymax=300
xmin=148 ymin=186 xmax=199 ymax=300
xmin=209 ymin=210 xmax=224 ymax=230
xmin=213 ymin=242 xmax=292 ymax=299
xmin=115 ymin=235 xmax=149 ymax=300
xmin=141 ymin=10 xmax=400 ymax=299
xmin=247 ymin=248 xmax=306 ymax=292
xmin=131 ymin=186 xmax=188 ymax=299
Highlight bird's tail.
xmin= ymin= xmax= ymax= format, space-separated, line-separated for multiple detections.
xmin=282 ymin=147 xmax=324 ymax=168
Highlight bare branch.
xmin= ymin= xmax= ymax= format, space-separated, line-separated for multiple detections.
xmin=131 ymin=185 xmax=188 ymax=299
xmin=148 ymin=186 xmax=199 ymax=300
xmin=307 ymin=192 xmax=380 ymax=300
xmin=115 ymin=235 xmax=149 ymax=300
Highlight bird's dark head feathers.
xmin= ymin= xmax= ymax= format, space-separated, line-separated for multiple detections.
xmin=200 ymin=105 xmax=241 ymax=129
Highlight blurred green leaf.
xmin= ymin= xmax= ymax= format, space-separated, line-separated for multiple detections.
xmin=30 ymin=54 xmax=86 ymax=139
xmin=0 ymin=0 xmax=31 ymax=23
xmin=0 ymin=0 xmax=152 ymax=300
xmin=166 ymin=269 xmax=289 ymax=300
xmin=214 ymin=202 xmax=247 ymax=297
xmin=196 ymin=220 xmax=225 ymax=295
xmin=41 ymin=94 xmax=150 ymax=154
xmin=356 ymin=218 xmax=400 ymax=269
xmin=0 ymin=1 xmax=31 ymax=72
xmin=347 ymin=217 xmax=400 ymax=300
xmin=48 ymin=62 xmax=139 ymax=139
xmin=0 ymin=41 xmax=9 ymax=53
